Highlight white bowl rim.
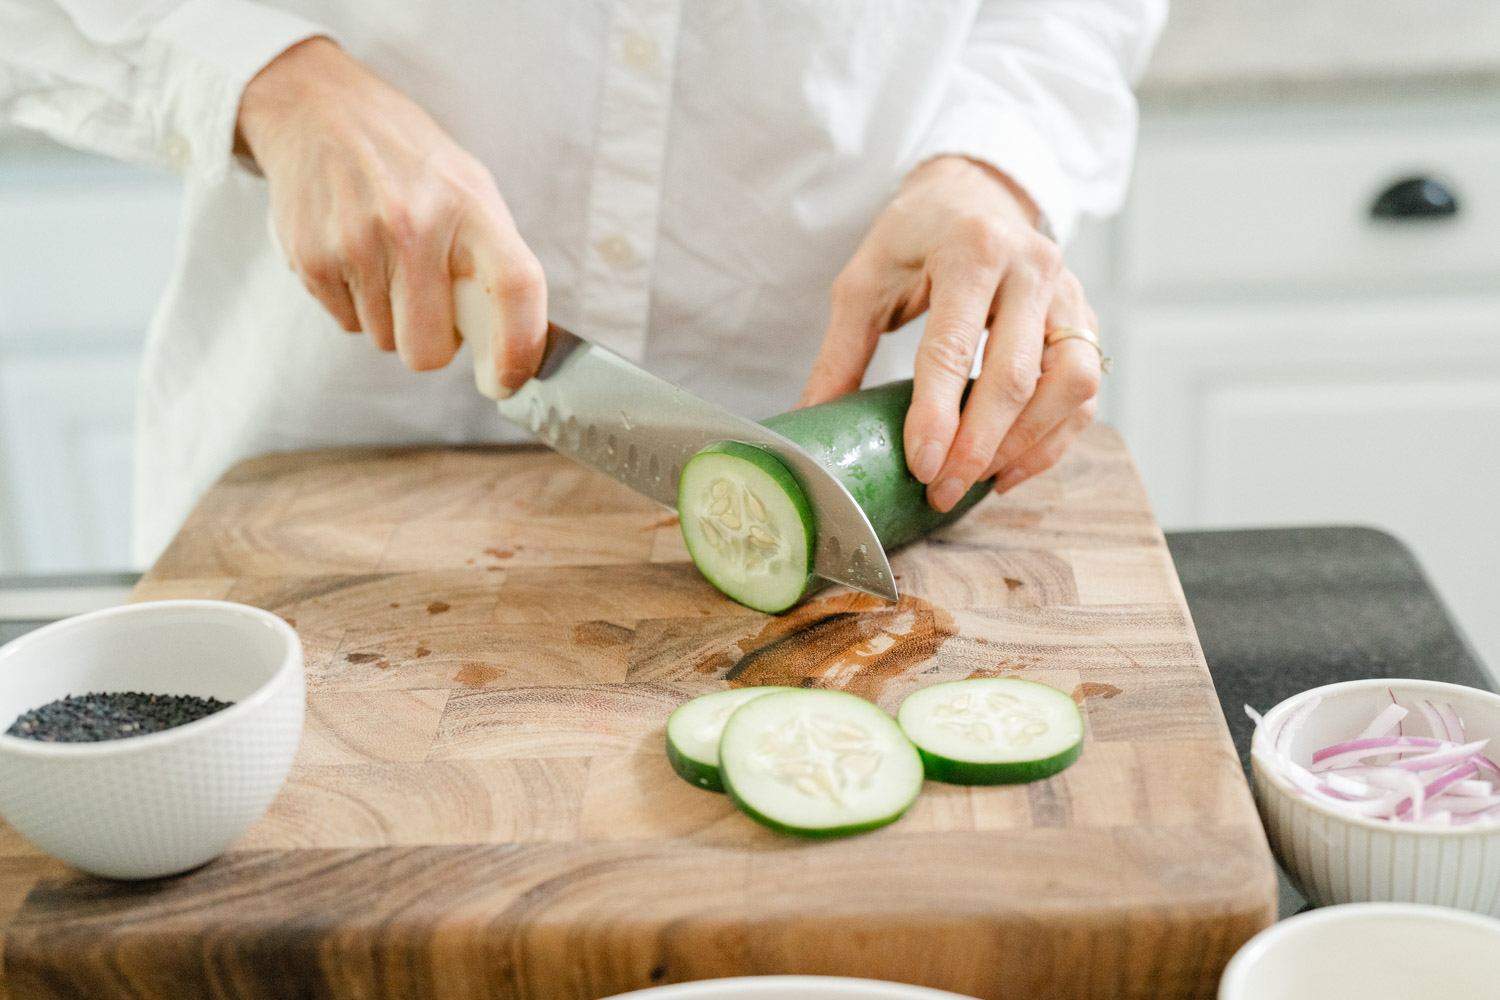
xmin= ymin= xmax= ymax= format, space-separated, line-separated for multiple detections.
xmin=1251 ymin=677 xmax=1500 ymax=837
xmin=607 ymin=975 xmax=977 ymax=999
xmin=1219 ymin=901 xmax=1500 ymax=996
xmin=0 ymin=599 xmax=302 ymax=759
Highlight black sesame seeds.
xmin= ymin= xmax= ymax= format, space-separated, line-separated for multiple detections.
xmin=6 ymin=692 xmax=234 ymax=743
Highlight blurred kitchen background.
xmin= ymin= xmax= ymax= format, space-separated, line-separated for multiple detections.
xmin=1 ymin=0 xmax=1498 ymax=676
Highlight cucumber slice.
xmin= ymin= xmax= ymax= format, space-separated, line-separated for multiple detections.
xmin=898 ymin=678 xmax=1084 ymax=785
xmin=666 ymin=686 xmax=792 ymax=792
xmin=678 ymin=442 xmax=815 ymax=613
xmin=678 ymin=380 xmax=992 ymax=613
xmin=719 ymin=689 xmax=923 ymax=838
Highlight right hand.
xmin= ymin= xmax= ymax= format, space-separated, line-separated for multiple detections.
xmin=235 ymin=37 xmax=546 ymax=396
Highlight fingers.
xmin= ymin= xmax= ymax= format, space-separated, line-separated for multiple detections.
xmin=300 ymin=263 xmax=362 ymax=333
xmin=347 ymin=260 xmax=396 ymax=352
xmin=984 ymin=273 xmax=1101 ymax=476
xmin=800 ymin=263 xmax=886 ymax=407
xmin=989 ymin=397 xmax=1097 ymax=496
xmin=902 ymin=245 xmax=1002 ymax=487
xmin=389 ymin=193 xmax=460 ymax=372
xmin=921 ymin=233 xmax=1061 ymax=512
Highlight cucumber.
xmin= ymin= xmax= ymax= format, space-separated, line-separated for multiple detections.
xmin=678 ymin=380 xmax=992 ymax=612
xmin=762 ymin=380 xmax=991 ymax=548
xmin=718 ymin=689 xmax=923 ymax=838
xmin=678 ymin=443 xmax=815 ymax=614
xmin=665 ymin=686 xmax=791 ymax=792
xmin=898 ymin=678 xmax=1083 ymax=785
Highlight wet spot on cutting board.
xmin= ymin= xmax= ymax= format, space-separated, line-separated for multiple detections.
xmin=453 ymin=662 xmax=503 ymax=688
xmin=483 ymin=548 xmax=515 ymax=561
xmin=712 ymin=593 xmax=958 ymax=702
xmin=427 ymin=601 xmax=451 ymax=615
xmin=1071 ymin=682 xmax=1123 ymax=706
xmin=574 ymin=621 xmax=632 ymax=648
xmin=345 ymin=652 xmax=382 ymax=664
xmin=414 ymin=646 xmax=432 ymax=659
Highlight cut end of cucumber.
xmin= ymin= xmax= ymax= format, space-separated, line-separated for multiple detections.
xmin=898 ymin=678 xmax=1084 ymax=785
xmin=678 ymin=442 xmax=814 ymax=614
xmin=719 ymin=689 xmax=923 ymax=838
xmin=665 ymin=687 xmax=793 ymax=792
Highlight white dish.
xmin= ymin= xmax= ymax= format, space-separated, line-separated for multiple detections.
xmin=606 ymin=977 xmax=976 ymax=1000
xmin=1251 ymin=677 xmax=1500 ymax=914
xmin=0 ymin=599 xmax=304 ymax=879
xmin=1219 ymin=902 xmax=1500 ymax=999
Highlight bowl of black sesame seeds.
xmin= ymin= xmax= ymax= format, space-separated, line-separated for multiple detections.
xmin=0 ymin=600 xmax=303 ymax=878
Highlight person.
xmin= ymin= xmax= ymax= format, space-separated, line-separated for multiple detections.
xmin=0 ymin=1 xmax=1166 ymax=565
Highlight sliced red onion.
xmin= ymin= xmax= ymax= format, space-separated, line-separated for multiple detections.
xmin=1357 ymin=702 xmax=1408 ymax=740
xmin=1311 ymin=736 xmax=1445 ymax=770
xmin=1416 ymin=700 xmax=1448 ymax=741
xmin=1250 ymin=690 xmax=1500 ymax=827
xmin=1446 ymin=779 xmax=1495 ymax=797
xmin=1438 ymin=703 xmax=1465 ymax=743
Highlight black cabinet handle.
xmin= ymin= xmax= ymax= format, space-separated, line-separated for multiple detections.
xmin=1370 ymin=176 xmax=1459 ymax=221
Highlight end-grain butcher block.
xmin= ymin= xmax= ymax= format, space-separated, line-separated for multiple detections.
xmin=0 ymin=425 xmax=1276 ymax=1000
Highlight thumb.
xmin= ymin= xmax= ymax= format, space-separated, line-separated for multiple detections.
xmin=799 ymin=272 xmax=883 ymax=407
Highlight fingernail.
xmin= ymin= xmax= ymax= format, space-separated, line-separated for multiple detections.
xmin=994 ymin=466 xmax=1027 ymax=494
xmin=911 ymin=441 xmax=944 ymax=483
xmin=930 ymin=476 xmax=966 ymax=512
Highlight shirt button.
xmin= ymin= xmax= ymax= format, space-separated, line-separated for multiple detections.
xmin=598 ymin=233 xmax=635 ymax=269
xmin=164 ymin=132 xmax=193 ymax=168
xmin=622 ymin=34 xmax=659 ymax=71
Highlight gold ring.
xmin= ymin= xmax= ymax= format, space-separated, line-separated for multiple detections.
xmin=1044 ymin=327 xmax=1112 ymax=374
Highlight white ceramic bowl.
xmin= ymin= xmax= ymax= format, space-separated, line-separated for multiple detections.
xmin=0 ymin=600 xmax=303 ymax=879
xmin=606 ymin=977 xmax=976 ymax=1000
xmin=1251 ymin=678 xmax=1500 ymax=915
xmin=1219 ymin=902 xmax=1500 ymax=999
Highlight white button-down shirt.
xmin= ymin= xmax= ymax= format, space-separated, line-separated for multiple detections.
xmin=1 ymin=0 xmax=1165 ymax=563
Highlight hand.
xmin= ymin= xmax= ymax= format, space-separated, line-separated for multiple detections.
xmin=801 ymin=155 xmax=1103 ymax=511
xmin=235 ymin=37 xmax=546 ymax=395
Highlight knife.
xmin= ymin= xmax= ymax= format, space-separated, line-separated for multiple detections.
xmin=452 ymin=278 xmax=898 ymax=602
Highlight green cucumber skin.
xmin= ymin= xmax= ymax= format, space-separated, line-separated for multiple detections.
xmin=915 ymin=741 xmax=1083 ymax=786
xmin=679 ymin=441 xmax=815 ymax=613
xmin=763 ymin=380 xmax=991 ymax=550
xmin=720 ymin=763 xmax=920 ymax=840
xmin=666 ymin=736 xmax=726 ymax=792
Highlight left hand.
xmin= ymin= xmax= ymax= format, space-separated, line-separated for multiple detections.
xmin=801 ymin=155 xmax=1103 ymax=512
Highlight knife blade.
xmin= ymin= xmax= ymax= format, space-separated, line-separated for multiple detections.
xmin=453 ymin=278 xmax=897 ymax=602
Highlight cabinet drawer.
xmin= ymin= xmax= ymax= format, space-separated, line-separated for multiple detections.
xmin=1122 ymin=109 xmax=1500 ymax=295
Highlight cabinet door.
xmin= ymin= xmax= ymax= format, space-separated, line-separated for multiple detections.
xmin=0 ymin=352 xmax=140 ymax=571
xmin=1116 ymin=295 xmax=1500 ymax=672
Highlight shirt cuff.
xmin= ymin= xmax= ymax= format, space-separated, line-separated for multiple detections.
xmin=910 ymin=100 xmax=1078 ymax=247
xmin=146 ymin=0 xmax=328 ymax=181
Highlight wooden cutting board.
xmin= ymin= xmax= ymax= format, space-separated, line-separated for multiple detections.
xmin=0 ymin=426 xmax=1276 ymax=1000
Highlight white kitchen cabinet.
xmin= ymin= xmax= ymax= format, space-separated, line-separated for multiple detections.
xmin=0 ymin=142 xmax=181 ymax=573
xmin=1109 ymin=94 xmax=1500 ymax=677
xmin=0 ymin=352 xmax=141 ymax=571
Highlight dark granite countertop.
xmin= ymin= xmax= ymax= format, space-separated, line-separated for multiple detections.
xmin=1165 ymin=525 xmax=1494 ymax=915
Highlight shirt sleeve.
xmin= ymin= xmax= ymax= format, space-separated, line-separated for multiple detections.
xmin=911 ymin=0 xmax=1168 ymax=246
xmin=0 ymin=0 xmax=328 ymax=180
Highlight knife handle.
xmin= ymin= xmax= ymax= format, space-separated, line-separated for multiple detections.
xmin=452 ymin=276 xmax=509 ymax=400
xmin=452 ymin=277 xmax=579 ymax=400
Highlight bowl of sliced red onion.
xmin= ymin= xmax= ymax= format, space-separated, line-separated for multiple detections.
xmin=1249 ymin=678 xmax=1500 ymax=915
